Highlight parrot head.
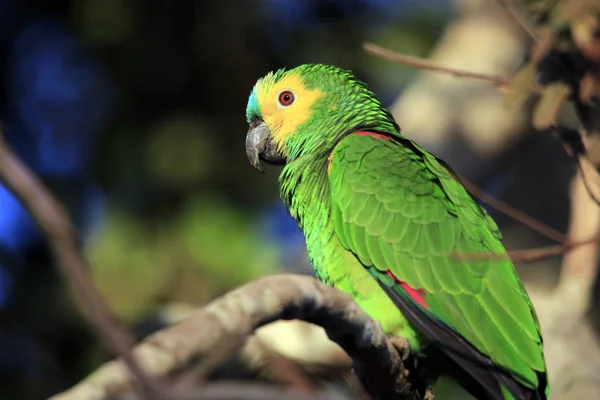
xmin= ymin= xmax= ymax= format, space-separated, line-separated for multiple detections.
xmin=245 ymin=64 xmax=399 ymax=171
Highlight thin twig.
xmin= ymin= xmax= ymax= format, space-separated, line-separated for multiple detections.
xmin=0 ymin=132 xmax=163 ymax=399
xmin=557 ymin=127 xmax=600 ymax=207
xmin=363 ymin=42 xmax=510 ymax=87
xmin=461 ymin=177 xmax=567 ymax=243
xmin=494 ymin=0 xmax=540 ymax=41
xmin=577 ymin=155 xmax=600 ymax=207
xmin=454 ymin=232 xmax=600 ymax=263
xmin=50 ymin=274 xmax=423 ymax=400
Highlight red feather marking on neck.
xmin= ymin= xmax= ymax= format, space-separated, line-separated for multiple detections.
xmin=386 ymin=270 xmax=428 ymax=309
xmin=328 ymin=131 xmax=391 ymax=176
xmin=355 ymin=130 xmax=392 ymax=140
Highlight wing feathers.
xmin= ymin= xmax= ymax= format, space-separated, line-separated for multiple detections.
xmin=328 ymin=132 xmax=547 ymax=400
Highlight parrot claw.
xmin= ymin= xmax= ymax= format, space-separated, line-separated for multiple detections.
xmin=387 ymin=335 xmax=411 ymax=362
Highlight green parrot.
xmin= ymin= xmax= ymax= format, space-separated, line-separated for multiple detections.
xmin=244 ymin=64 xmax=549 ymax=400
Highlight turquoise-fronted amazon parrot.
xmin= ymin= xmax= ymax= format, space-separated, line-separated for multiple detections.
xmin=244 ymin=64 xmax=549 ymax=400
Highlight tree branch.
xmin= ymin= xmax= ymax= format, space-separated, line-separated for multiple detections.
xmin=576 ymin=153 xmax=600 ymax=207
xmin=557 ymin=166 xmax=600 ymax=306
xmin=453 ymin=232 xmax=600 ymax=263
xmin=49 ymin=274 xmax=424 ymax=400
xmin=460 ymin=177 xmax=566 ymax=243
xmin=0 ymin=131 xmax=162 ymax=398
xmin=493 ymin=0 xmax=540 ymax=42
xmin=173 ymin=382 xmax=349 ymax=400
xmin=363 ymin=42 xmax=511 ymax=88
xmin=103 ymin=382 xmax=350 ymax=400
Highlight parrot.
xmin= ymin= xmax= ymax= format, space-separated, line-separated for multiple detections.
xmin=244 ymin=64 xmax=549 ymax=400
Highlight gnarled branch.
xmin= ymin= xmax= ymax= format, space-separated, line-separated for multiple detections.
xmin=50 ymin=274 xmax=424 ymax=400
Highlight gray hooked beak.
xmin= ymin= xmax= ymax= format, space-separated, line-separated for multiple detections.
xmin=245 ymin=121 xmax=285 ymax=172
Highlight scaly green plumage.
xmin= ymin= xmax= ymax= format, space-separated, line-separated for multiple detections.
xmin=245 ymin=64 xmax=549 ymax=400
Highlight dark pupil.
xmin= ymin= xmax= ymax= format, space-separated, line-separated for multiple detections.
xmin=282 ymin=93 xmax=291 ymax=103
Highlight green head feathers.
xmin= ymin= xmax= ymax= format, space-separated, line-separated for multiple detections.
xmin=245 ymin=64 xmax=400 ymax=170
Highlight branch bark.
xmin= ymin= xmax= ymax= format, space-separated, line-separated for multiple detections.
xmin=0 ymin=131 xmax=163 ymax=398
xmin=49 ymin=274 xmax=422 ymax=400
xmin=169 ymin=382 xmax=350 ymax=400
xmin=106 ymin=382 xmax=351 ymax=400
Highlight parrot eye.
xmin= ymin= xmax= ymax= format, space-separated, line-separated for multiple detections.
xmin=277 ymin=90 xmax=295 ymax=107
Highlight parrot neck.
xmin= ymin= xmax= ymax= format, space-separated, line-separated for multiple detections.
xmin=280 ymin=152 xmax=331 ymax=228
xmin=279 ymin=153 xmax=335 ymax=273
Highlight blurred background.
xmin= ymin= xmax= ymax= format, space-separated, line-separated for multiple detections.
xmin=0 ymin=0 xmax=596 ymax=399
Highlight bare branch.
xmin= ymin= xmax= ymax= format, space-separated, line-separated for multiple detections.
xmin=493 ymin=0 xmax=540 ymax=41
xmin=363 ymin=42 xmax=510 ymax=87
xmin=453 ymin=233 xmax=600 ymax=263
xmin=526 ymin=156 xmax=600 ymax=400
xmin=50 ymin=275 xmax=424 ymax=400
xmin=576 ymin=154 xmax=600 ymax=207
xmin=461 ymin=177 xmax=566 ymax=243
xmin=105 ymin=382 xmax=349 ymax=400
xmin=555 ymin=126 xmax=600 ymax=207
xmin=0 ymin=131 xmax=163 ymax=398
xmin=558 ymin=167 xmax=600 ymax=301
xmin=452 ymin=135 xmax=600 ymax=264
xmin=171 ymin=382 xmax=350 ymax=400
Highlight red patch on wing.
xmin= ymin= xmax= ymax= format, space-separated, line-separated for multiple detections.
xmin=386 ymin=270 xmax=428 ymax=309
xmin=355 ymin=130 xmax=392 ymax=141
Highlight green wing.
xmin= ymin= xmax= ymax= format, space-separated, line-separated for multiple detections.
xmin=328 ymin=132 xmax=548 ymax=399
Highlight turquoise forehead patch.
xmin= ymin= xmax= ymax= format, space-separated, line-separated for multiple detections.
xmin=245 ymin=88 xmax=262 ymax=123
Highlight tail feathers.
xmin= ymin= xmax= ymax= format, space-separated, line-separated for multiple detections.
xmin=432 ymin=378 xmax=537 ymax=400
xmin=374 ymin=277 xmax=544 ymax=400
xmin=431 ymin=377 xmax=477 ymax=400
